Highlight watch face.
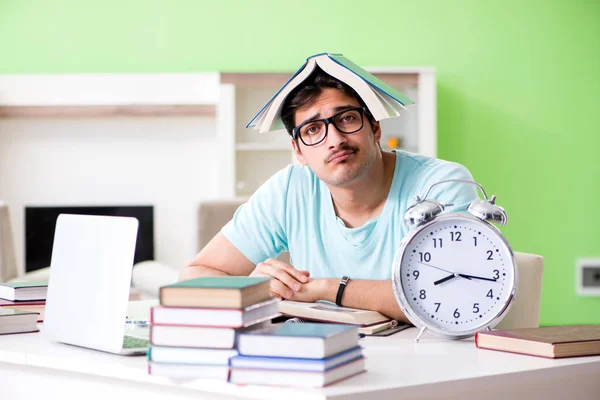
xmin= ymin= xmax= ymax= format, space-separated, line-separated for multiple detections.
xmin=393 ymin=214 xmax=516 ymax=336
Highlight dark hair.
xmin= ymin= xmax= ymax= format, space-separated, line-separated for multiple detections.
xmin=280 ymin=67 xmax=373 ymax=136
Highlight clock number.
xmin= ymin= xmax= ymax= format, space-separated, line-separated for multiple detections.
xmin=486 ymin=289 xmax=494 ymax=299
xmin=493 ymin=269 xmax=500 ymax=280
xmin=450 ymin=231 xmax=462 ymax=241
xmin=472 ymin=303 xmax=480 ymax=313
xmin=434 ymin=302 xmax=441 ymax=312
xmin=453 ymin=309 xmax=460 ymax=318
xmin=473 ymin=236 xmax=478 ymax=247
xmin=487 ymin=250 xmax=494 ymax=260
xmin=433 ymin=238 xmax=443 ymax=248
xmin=419 ymin=252 xmax=431 ymax=262
xmin=419 ymin=290 xmax=427 ymax=299
xmin=413 ymin=270 xmax=420 ymax=280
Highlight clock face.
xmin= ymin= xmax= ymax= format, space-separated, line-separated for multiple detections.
xmin=393 ymin=214 xmax=516 ymax=336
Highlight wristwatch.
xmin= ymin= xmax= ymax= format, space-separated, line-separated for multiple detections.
xmin=335 ymin=276 xmax=351 ymax=307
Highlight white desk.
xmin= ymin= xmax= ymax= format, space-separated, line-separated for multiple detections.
xmin=1 ymin=304 xmax=599 ymax=400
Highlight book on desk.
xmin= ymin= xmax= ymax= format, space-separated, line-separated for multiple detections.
xmin=0 ymin=281 xmax=47 ymax=302
xmin=476 ymin=325 xmax=600 ymax=358
xmin=231 ymin=322 xmax=365 ymax=387
xmin=278 ymin=300 xmax=409 ymax=335
xmin=0 ymin=308 xmax=39 ymax=335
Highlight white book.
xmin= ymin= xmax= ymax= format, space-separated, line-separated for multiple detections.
xmin=150 ymin=325 xmax=237 ymax=349
xmin=229 ymin=357 xmax=365 ymax=387
xmin=279 ymin=300 xmax=390 ymax=327
xmin=148 ymin=362 xmax=229 ymax=380
xmin=150 ymin=321 xmax=268 ymax=349
xmin=148 ymin=346 xmax=238 ymax=365
xmin=0 ymin=308 xmax=39 ymax=335
xmin=151 ymin=298 xmax=279 ymax=328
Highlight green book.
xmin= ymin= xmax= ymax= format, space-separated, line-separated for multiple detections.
xmin=246 ymin=52 xmax=414 ymax=133
xmin=160 ymin=276 xmax=271 ymax=309
xmin=0 ymin=281 xmax=48 ymax=302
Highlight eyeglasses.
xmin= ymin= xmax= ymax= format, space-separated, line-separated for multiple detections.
xmin=292 ymin=107 xmax=370 ymax=146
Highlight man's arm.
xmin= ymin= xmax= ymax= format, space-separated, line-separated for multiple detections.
xmin=179 ymin=232 xmax=255 ymax=280
xmin=180 ymin=233 xmax=311 ymax=299
xmin=292 ymin=278 xmax=410 ymax=324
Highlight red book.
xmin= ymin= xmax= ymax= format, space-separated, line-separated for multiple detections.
xmin=0 ymin=299 xmax=45 ymax=322
xmin=476 ymin=325 xmax=600 ymax=358
xmin=0 ymin=298 xmax=45 ymax=306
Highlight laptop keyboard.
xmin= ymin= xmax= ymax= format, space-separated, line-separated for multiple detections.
xmin=123 ymin=335 xmax=149 ymax=349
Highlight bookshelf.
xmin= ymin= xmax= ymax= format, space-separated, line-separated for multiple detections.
xmin=215 ymin=69 xmax=436 ymax=198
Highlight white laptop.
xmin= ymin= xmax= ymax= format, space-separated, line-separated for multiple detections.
xmin=43 ymin=214 xmax=149 ymax=355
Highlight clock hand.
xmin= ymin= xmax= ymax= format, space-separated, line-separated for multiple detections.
xmin=418 ymin=262 xmax=455 ymax=275
xmin=433 ymin=274 xmax=457 ymax=285
xmin=419 ymin=263 xmax=473 ymax=285
xmin=458 ymin=273 xmax=497 ymax=282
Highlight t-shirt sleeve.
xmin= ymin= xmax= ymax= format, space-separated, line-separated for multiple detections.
xmin=418 ymin=161 xmax=479 ymax=212
xmin=221 ymin=166 xmax=291 ymax=265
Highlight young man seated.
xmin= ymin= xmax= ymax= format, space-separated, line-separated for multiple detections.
xmin=180 ymin=65 xmax=478 ymax=322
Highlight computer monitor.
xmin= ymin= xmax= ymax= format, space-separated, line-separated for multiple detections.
xmin=24 ymin=205 xmax=154 ymax=273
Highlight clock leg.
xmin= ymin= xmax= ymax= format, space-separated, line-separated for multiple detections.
xmin=485 ymin=326 xmax=492 ymax=331
xmin=415 ymin=326 xmax=428 ymax=342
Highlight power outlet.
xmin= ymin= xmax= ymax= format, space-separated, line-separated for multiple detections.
xmin=576 ymin=258 xmax=600 ymax=296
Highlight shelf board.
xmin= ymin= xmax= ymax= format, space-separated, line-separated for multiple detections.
xmin=236 ymin=143 xmax=291 ymax=151
xmin=221 ymin=71 xmax=418 ymax=88
xmin=0 ymin=104 xmax=216 ymax=118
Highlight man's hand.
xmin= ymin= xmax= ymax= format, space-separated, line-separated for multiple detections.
xmin=249 ymin=258 xmax=310 ymax=300
xmin=288 ymin=278 xmax=331 ymax=303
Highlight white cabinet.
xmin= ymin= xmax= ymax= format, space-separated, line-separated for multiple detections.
xmin=216 ymin=69 xmax=436 ymax=198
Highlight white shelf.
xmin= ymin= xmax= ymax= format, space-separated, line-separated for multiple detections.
xmin=216 ymin=69 xmax=436 ymax=198
xmin=235 ymin=143 xmax=291 ymax=151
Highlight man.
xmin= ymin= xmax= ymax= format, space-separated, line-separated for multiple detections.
xmin=180 ymin=66 xmax=478 ymax=322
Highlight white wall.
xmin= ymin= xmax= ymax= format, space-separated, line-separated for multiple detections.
xmin=0 ymin=116 xmax=217 ymax=275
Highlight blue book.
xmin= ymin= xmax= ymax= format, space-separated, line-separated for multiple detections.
xmin=237 ymin=322 xmax=359 ymax=359
xmin=230 ymin=345 xmax=363 ymax=372
xmin=246 ymin=52 xmax=415 ymax=133
xmin=229 ymin=357 xmax=365 ymax=387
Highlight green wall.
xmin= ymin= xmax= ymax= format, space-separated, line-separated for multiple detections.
xmin=1 ymin=0 xmax=598 ymax=325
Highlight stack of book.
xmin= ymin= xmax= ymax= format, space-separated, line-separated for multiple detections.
xmin=147 ymin=276 xmax=279 ymax=380
xmin=230 ymin=323 xmax=365 ymax=387
xmin=0 ymin=281 xmax=48 ymax=322
xmin=0 ymin=307 xmax=39 ymax=335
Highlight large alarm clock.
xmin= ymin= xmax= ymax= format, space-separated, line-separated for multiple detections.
xmin=391 ymin=179 xmax=518 ymax=341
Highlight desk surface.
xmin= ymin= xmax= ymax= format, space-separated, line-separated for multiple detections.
xmin=1 ymin=302 xmax=600 ymax=400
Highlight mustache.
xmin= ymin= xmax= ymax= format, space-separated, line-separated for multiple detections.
xmin=326 ymin=145 xmax=358 ymax=163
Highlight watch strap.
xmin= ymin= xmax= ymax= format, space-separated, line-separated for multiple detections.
xmin=335 ymin=276 xmax=351 ymax=307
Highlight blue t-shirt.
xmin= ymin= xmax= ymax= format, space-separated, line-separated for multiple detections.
xmin=222 ymin=151 xmax=478 ymax=280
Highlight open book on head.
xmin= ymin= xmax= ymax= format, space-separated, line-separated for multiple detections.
xmin=246 ymin=53 xmax=415 ymax=133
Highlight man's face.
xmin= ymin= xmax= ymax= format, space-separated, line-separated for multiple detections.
xmin=291 ymin=88 xmax=381 ymax=188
